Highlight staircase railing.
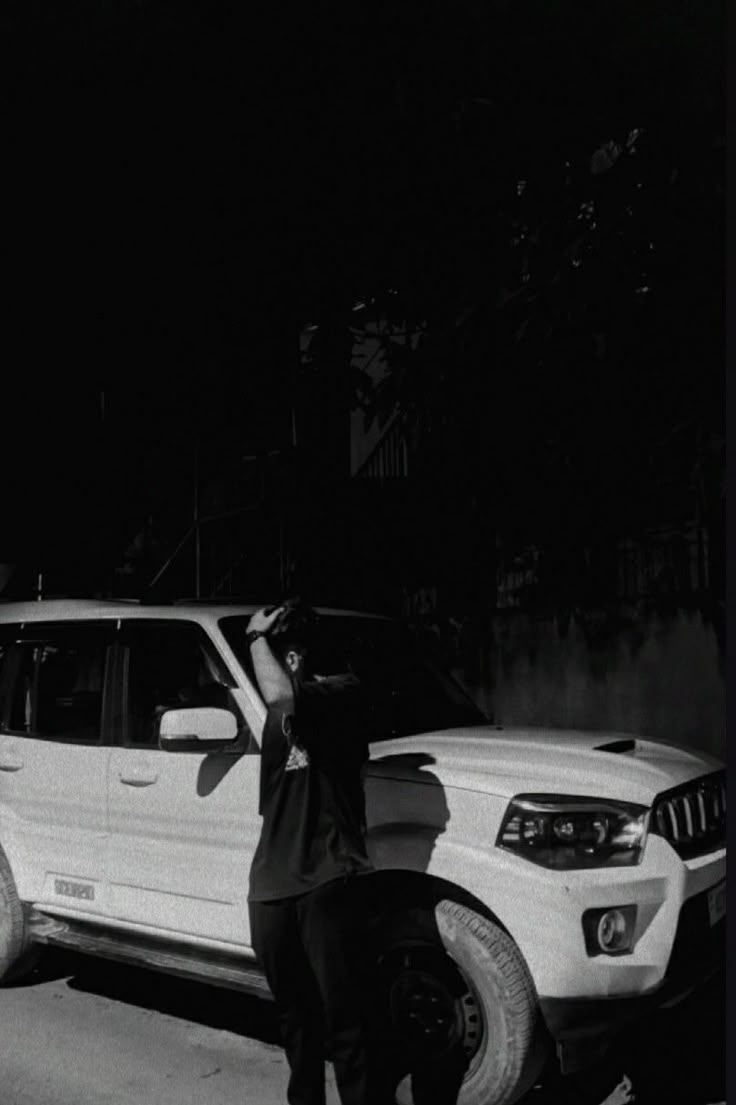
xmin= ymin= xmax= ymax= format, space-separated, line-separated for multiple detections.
xmin=353 ymin=413 xmax=409 ymax=479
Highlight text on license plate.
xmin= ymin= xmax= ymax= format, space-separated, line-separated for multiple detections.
xmin=707 ymin=880 xmax=726 ymax=927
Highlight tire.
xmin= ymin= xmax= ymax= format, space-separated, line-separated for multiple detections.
xmin=371 ymin=898 xmax=548 ymax=1105
xmin=0 ymin=846 xmax=40 ymax=985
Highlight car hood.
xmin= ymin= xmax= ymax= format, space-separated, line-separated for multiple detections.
xmin=366 ymin=725 xmax=723 ymax=807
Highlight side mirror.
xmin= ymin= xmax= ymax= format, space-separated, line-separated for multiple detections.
xmin=159 ymin=707 xmax=239 ymax=753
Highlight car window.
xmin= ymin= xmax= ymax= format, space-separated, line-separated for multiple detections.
xmin=0 ymin=628 xmax=18 ymax=724
xmin=3 ymin=626 xmax=110 ymax=744
xmin=8 ymin=645 xmax=34 ymax=733
xmin=219 ymin=614 xmax=486 ymax=740
xmin=122 ymin=620 xmax=244 ymax=748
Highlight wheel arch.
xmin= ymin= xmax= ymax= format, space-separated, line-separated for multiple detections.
xmin=361 ymin=866 xmax=544 ymax=1013
xmin=365 ymin=821 xmax=546 ymax=980
xmin=362 ymin=867 xmax=516 ymax=944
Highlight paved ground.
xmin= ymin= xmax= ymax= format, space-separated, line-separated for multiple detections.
xmin=0 ymin=951 xmax=725 ymax=1105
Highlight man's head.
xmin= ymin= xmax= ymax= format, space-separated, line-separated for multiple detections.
xmin=268 ymin=598 xmax=318 ymax=678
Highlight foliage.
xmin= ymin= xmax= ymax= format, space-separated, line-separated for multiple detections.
xmin=302 ymin=1 xmax=724 ymax=554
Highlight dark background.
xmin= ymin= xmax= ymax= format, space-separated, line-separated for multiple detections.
xmin=0 ymin=10 xmax=726 ymax=1099
xmin=0 ymin=2 xmax=725 ymax=646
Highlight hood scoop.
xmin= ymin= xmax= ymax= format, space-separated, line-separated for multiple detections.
xmin=595 ymin=738 xmax=637 ymax=755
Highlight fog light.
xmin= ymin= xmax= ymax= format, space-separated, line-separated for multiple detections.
xmin=582 ymin=905 xmax=637 ymax=956
xmin=598 ymin=910 xmax=627 ymax=950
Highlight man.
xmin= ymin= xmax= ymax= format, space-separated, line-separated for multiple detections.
xmin=246 ymin=599 xmax=378 ymax=1105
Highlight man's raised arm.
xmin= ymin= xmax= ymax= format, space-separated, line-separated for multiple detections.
xmin=246 ymin=607 xmax=294 ymax=710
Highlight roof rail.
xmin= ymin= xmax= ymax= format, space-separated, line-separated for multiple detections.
xmin=0 ymin=593 xmax=143 ymax=604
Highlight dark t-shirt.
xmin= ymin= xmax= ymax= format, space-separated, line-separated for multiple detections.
xmin=248 ymin=673 xmax=374 ymax=902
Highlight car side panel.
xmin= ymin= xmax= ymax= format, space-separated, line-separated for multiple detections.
xmin=106 ymin=743 xmax=261 ymax=945
xmin=0 ymin=736 xmax=111 ymax=914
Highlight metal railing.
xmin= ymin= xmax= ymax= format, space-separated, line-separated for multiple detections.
xmin=354 ymin=413 xmax=409 ymax=479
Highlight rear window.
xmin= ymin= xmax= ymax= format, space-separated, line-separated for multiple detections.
xmin=220 ymin=614 xmax=485 ymax=741
xmin=1 ymin=623 xmax=110 ymax=744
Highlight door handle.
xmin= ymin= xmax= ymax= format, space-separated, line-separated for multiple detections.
xmin=118 ymin=770 xmax=158 ymax=787
xmin=0 ymin=757 xmax=23 ymax=772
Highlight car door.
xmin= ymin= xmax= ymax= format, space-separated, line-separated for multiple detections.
xmin=106 ymin=619 xmax=261 ymax=948
xmin=0 ymin=621 xmax=114 ymax=915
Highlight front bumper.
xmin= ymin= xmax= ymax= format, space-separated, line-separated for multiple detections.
xmin=539 ymin=882 xmax=726 ymax=1073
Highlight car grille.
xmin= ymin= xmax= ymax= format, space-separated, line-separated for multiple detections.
xmin=651 ymin=771 xmax=726 ymax=859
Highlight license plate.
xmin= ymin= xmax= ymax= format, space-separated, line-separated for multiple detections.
xmin=707 ymin=880 xmax=726 ymax=926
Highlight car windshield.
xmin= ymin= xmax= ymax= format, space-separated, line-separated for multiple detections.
xmin=219 ymin=614 xmax=486 ymax=740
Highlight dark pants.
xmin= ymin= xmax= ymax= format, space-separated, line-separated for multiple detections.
xmin=250 ymin=878 xmax=379 ymax=1105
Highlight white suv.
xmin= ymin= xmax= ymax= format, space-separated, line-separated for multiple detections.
xmin=0 ymin=600 xmax=726 ymax=1105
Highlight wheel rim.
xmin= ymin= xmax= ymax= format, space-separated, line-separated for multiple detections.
xmin=377 ymin=944 xmax=485 ymax=1067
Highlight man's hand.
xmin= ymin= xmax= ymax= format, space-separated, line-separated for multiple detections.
xmin=598 ymin=1075 xmax=635 ymax=1105
xmin=247 ymin=606 xmax=284 ymax=636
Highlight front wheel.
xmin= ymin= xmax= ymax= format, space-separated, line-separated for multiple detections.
xmin=372 ymin=898 xmax=548 ymax=1105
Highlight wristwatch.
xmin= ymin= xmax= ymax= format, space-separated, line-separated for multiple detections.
xmin=245 ymin=629 xmax=268 ymax=647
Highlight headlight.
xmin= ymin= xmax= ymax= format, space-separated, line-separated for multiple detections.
xmin=497 ymin=794 xmax=649 ymax=869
